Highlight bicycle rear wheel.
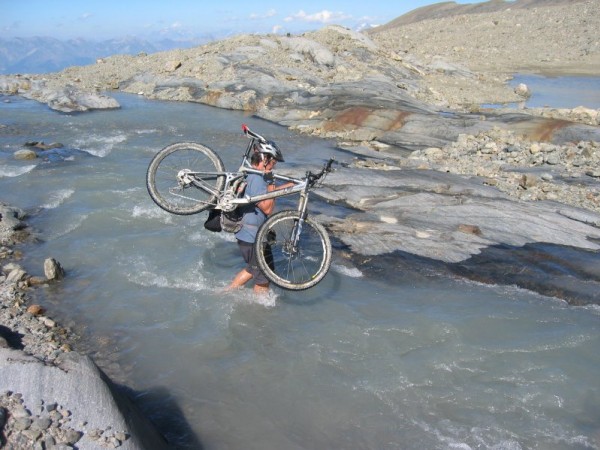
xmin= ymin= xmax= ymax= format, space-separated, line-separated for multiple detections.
xmin=255 ymin=210 xmax=332 ymax=290
xmin=146 ymin=142 xmax=225 ymax=215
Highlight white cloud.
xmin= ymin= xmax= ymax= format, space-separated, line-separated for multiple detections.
xmin=80 ymin=13 xmax=93 ymax=21
xmin=272 ymin=24 xmax=284 ymax=34
xmin=284 ymin=10 xmax=351 ymax=24
xmin=249 ymin=9 xmax=277 ymax=20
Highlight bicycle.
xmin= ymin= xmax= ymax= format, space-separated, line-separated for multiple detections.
xmin=146 ymin=124 xmax=335 ymax=290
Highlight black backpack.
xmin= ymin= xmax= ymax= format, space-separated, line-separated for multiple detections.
xmin=204 ymin=178 xmax=246 ymax=233
xmin=203 ymin=208 xmax=244 ymax=233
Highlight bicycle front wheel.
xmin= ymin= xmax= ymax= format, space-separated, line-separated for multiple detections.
xmin=146 ymin=142 xmax=225 ymax=215
xmin=255 ymin=210 xmax=332 ymax=290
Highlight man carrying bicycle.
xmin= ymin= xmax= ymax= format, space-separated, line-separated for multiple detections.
xmin=227 ymin=140 xmax=293 ymax=294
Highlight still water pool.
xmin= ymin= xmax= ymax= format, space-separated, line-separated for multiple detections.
xmin=510 ymin=75 xmax=600 ymax=109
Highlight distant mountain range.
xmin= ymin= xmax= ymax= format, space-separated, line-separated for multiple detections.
xmin=0 ymin=36 xmax=210 ymax=75
xmin=3 ymin=0 xmax=581 ymax=76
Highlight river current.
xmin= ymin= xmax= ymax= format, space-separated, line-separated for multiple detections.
xmin=1 ymin=93 xmax=599 ymax=449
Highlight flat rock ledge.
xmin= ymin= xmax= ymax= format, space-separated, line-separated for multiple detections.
xmin=316 ymin=163 xmax=600 ymax=264
xmin=0 ymin=203 xmax=169 ymax=449
xmin=0 ymin=76 xmax=120 ymax=113
xmin=300 ymin=126 xmax=600 ymax=305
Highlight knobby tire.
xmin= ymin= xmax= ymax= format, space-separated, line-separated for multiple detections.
xmin=146 ymin=142 xmax=225 ymax=215
xmin=255 ymin=210 xmax=332 ymax=290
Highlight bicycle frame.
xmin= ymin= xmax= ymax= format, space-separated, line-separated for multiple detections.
xmin=188 ymin=126 xmax=320 ymax=220
xmin=184 ymin=125 xmax=332 ymax=252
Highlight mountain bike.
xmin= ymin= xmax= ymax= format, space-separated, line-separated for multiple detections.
xmin=146 ymin=124 xmax=334 ymax=290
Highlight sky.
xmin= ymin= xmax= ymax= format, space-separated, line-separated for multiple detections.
xmin=2 ymin=0 xmax=481 ymax=42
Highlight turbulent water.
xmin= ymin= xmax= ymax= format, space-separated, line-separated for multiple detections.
xmin=1 ymin=93 xmax=600 ymax=449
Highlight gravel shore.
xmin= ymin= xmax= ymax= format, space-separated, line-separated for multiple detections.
xmin=1 ymin=205 xmax=164 ymax=449
xmin=0 ymin=204 xmax=86 ymax=448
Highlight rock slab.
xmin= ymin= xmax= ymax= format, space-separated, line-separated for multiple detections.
xmin=0 ymin=347 xmax=169 ymax=450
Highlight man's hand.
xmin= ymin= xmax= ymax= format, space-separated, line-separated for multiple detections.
xmin=263 ymin=171 xmax=275 ymax=184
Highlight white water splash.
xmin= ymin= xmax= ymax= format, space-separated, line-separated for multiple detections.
xmin=125 ymin=257 xmax=208 ymax=292
xmin=74 ymin=133 xmax=127 ymax=157
xmin=332 ymin=263 xmax=363 ymax=278
xmin=46 ymin=213 xmax=89 ymax=239
xmin=131 ymin=205 xmax=173 ymax=223
xmin=134 ymin=129 xmax=160 ymax=135
xmin=220 ymin=285 xmax=279 ymax=308
xmin=42 ymin=189 xmax=75 ymax=209
xmin=0 ymin=164 xmax=36 ymax=178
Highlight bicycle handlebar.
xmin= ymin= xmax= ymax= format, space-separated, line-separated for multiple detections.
xmin=308 ymin=158 xmax=334 ymax=186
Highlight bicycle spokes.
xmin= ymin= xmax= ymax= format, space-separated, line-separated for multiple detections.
xmin=256 ymin=211 xmax=332 ymax=290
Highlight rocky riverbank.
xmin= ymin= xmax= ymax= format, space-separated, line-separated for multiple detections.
xmin=406 ymin=128 xmax=600 ymax=212
xmin=0 ymin=204 xmax=169 ymax=449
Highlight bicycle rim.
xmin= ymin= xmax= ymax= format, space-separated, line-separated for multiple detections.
xmin=255 ymin=210 xmax=332 ymax=290
xmin=146 ymin=142 xmax=225 ymax=215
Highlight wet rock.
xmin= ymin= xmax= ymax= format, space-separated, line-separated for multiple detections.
xmin=63 ymin=428 xmax=83 ymax=445
xmin=28 ymin=276 xmax=48 ymax=286
xmin=25 ymin=141 xmax=64 ymax=150
xmin=26 ymin=304 xmax=45 ymax=316
xmin=44 ymin=258 xmax=65 ymax=281
xmin=13 ymin=149 xmax=37 ymax=160
xmin=6 ymin=267 xmax=27 ymax=283
xmin=0 ymin=203 xmax=28 ymax=243
xmin=13 ymin=416 xmax=32 ymax=431
xmin=514 ymin=82 xmax=531 ymax=98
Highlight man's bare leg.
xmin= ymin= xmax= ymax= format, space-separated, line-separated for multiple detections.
xmin=227 ymin=269 xmax=253 ymax=290
xmin=253 ymin=282 xmax=270 ymax=295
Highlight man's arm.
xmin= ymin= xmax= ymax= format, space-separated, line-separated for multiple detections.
xmin=257 ymin=179 xmax=295 ymax=216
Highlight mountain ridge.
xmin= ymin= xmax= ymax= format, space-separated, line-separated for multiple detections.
xmin=367 ymin=0 xmax=588 ymax=31
xmin=0 ymin=36 xmax=209 ymax=75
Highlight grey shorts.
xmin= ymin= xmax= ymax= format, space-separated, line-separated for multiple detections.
xmin=237 ymin=240 xmax=270 ymax=285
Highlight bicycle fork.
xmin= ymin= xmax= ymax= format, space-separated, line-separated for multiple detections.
xmin=286 ymin=189 xmax=310 ymax=256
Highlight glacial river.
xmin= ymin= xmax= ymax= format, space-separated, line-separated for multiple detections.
xmin=1 ymin=93 xmax=599 ymax=449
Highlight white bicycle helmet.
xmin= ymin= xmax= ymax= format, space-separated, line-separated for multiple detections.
xmin=255 ymin=140 xmax=284 ymax=162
